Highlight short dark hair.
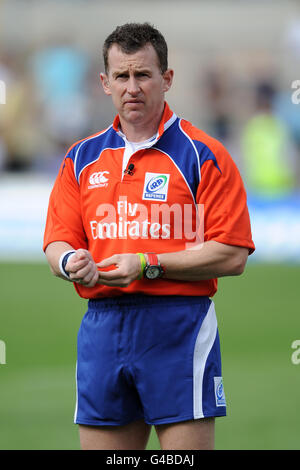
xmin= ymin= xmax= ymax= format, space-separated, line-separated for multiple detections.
xmin=103 ymin=22 xmax=168 ymax=73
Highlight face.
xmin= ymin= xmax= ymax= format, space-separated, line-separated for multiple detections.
xmin=100 ymin=43 xmax=173 ymax=130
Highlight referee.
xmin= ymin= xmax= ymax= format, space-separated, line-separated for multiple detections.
xmin=43 ymin=23 xmax=255 ymax=450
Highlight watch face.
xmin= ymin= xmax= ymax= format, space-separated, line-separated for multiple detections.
xmin=145 ymin=266 xmax=161 ymax=279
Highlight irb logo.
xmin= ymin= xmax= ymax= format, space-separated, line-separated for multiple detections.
xmin=0 ymin=80 xmax=6 ymax=104
xmin=146 ymin=175 xmax=168 ymax=193
xmin=0 ymin=340 xmax=6 ymax=364
xmin=143 ymin=172 xmax=170 ymax=201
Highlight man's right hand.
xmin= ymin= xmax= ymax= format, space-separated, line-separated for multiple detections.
xmin=66 ymin=249 xmax=99 ymax=287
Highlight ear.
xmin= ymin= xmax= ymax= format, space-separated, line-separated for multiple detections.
xmin=162 ymin=68 xmax=174 ymax=93
xmin=100 ymin=72 xmax=111 ymax=96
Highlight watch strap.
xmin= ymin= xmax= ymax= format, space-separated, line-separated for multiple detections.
xmin=146 ymin=252 xmax=158 ymax=266
xmin=145 ymin=252 xmax=166 ymax=278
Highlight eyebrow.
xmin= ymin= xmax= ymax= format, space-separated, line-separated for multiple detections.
xmin=111 ymin=68 xmax=152 ymax=78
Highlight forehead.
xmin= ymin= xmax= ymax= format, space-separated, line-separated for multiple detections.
xmin=107 ymin=43 xmax=160 ymax=72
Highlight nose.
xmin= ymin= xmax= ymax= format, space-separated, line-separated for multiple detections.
xmin=127 ymin=76 xmax=140 ymax=95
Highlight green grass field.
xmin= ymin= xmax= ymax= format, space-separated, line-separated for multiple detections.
xmin=0 ymin=262 xmax=299 ymax=450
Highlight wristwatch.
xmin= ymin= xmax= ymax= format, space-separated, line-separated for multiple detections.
xmin=144 ymin=253 xmax=165 ymax=280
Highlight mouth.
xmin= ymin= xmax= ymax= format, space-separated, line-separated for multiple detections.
xmin=124 ymin=100 xmax=144 ymax=105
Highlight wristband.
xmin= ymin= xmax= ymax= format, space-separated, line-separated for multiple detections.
xmin=136 ymin=253 xmax=147 ymax=279
xmin=59 ymin=250 xmax=76 ymax=279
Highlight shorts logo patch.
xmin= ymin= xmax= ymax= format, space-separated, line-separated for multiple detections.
xmin=142 ymin=172 xmax=170 ymax=201
xmin=214 ymin=377 xmax=226 ymax=407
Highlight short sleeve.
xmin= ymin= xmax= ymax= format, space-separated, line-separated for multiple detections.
xmin=196 ymin=143 xmax=255 ymax=254
xmin=43 ymin=149 xmax=88 ymax=252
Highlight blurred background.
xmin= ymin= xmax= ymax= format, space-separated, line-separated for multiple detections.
xmin=0 ymin=0 xmax=300 ymax=450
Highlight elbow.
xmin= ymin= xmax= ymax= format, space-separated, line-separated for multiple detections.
xmin=233 ymin=262 xmax=246 ymax=276
xmin=49 ymin=264 xmax=59 ymax=277
xmin=231 ymin=249 xmax=249 ymax=276
xmin=46 ymin=258 xmax=59 ymax=277
xmin=44 ymin=249 xmax=60 ymax=278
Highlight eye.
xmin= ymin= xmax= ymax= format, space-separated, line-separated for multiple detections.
xmin=137 ymin=72 xmax=150 ymax=78
xmin=116 ymin=73 xmax=128 ymax=80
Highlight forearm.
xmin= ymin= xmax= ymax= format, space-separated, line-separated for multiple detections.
xmin=157 ymin=241 xmax=249 ymax=281
xmin=45 ymin=241 xmax=75 ymax=279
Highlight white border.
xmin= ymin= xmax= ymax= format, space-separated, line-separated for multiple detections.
xmin=193 ymin=301 xmax=218 ymax=418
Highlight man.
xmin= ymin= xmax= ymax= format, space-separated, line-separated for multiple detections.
xmin=43 ymin=23 xmax=255 ymax=450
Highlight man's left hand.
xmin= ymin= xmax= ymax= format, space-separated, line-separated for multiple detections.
xmin=97 ymin=253 xmax=142 ymax=287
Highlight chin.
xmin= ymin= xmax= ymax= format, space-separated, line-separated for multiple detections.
xmin=125 ymin=110 xmax=145 ymax=122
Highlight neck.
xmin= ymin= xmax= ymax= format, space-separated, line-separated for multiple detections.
xmin=119 ymin=124 xmax=157 ymax=143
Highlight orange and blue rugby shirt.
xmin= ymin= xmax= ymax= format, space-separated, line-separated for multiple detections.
xmin=43 ymin=102 xmax=255 ymax=299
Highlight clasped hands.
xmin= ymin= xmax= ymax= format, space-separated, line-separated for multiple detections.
xmin=65 ymin=248 xmax=142 ymax=288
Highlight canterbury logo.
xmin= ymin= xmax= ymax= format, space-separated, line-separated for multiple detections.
xmin=89 ymin=171 xmax=109 ymax=185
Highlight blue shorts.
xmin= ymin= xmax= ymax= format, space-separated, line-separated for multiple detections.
xmin=74 ymin=294 xmax=226 ymax=426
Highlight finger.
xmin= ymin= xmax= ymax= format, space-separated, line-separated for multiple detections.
xmin=71 ymin=249 xmax=91 ymax=266
xmin=76 ymin=248 xmax=90 ymax=259
xmin=98 ymin=267 xmax=122 ymax=280
xmin=79 ymin=269 xmax=97 ymax=286
xmin=73 ymin=262 xmax=94 ymax=280
xmin=86 ymin=270 xmax=100 ymax=287
xmin=67 ymin=256 xmax=91 ymax=273
xmin=71 ymin=265 xmax=98 ymax=285
xmin=97 ymin=255 xmax=119 ymax=269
